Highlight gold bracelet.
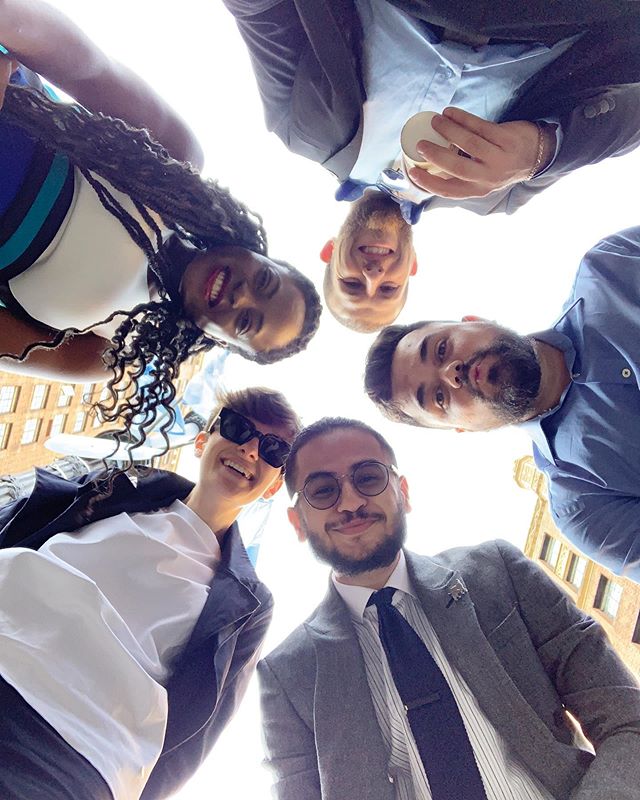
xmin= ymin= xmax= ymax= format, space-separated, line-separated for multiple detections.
xmin=526 ymin=122 xmax=545 ymax=181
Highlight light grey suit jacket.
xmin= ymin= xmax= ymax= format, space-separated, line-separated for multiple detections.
xmin=258 ymin=540 xmax=640 ymax=800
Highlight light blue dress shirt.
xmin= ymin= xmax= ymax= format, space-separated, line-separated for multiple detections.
xmin=339 ymin=0 xmax=580 ymax=223
xmin=521 ymin=227 xmax=640 ymax=581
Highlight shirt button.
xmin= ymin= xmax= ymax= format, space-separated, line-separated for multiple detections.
xmin=622 ymin=367 xmax=632 ymax=378
xmin=388 ymin=775 xmax=395 ymax=784
xmin=442 ymin=66 xmax=454 ymax=78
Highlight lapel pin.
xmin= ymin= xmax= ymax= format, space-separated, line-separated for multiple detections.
xmin=446 ymin=577 xmax=468 ymax=607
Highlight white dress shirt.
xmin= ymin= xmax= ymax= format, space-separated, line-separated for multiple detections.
xmin=0 ymin=500 xmax=220 ymax=800
xmin=332 ymin=552 xmax=553 ymax=800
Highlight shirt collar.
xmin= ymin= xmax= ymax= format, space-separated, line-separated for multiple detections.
xmin=519 ymin=305 xmax=580 ymax=459
xmin=518 ymin=326 xmax=575 ymax=427
xmin=331 ymin=550 xmax=416 ymax=620
xmin=335 ymin=181 xmax=427 ymax=225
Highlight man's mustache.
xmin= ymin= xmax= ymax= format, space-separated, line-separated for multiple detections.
xmin=328 ymin=509 xmax=385 ymax=531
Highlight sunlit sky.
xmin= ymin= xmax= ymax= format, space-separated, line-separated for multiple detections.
xmin=39 ymin=2 xmax=640 ymax=796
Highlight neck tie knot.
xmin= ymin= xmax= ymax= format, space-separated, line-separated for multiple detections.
xmin=367 ymin=586 xmax=396 ymax=609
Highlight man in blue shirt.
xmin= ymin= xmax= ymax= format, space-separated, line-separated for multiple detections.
xmin=224 ymin=0 xmax=640 ymax=331
xmin=364 ymin=227 xmax=640 ymax=581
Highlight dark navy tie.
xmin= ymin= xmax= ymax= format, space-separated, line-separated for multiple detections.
xmin=368 ymin=587 xmax=488 ymax=800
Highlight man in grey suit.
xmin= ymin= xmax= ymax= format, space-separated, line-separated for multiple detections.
xmin=258 ymin=417 xmax=640 ymax=799
xmin=224 ymin=1 xmax=640 ymax=331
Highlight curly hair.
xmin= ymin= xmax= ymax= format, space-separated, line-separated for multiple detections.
xmin=0 ymin=84 xmax=320 ymax=460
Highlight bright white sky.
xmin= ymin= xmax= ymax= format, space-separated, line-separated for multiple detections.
xmin=45 ymin=2 xmax=640 ymax=796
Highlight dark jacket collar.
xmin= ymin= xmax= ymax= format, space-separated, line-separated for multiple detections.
xmin=0 ymin=467 xmax=195 ymax=550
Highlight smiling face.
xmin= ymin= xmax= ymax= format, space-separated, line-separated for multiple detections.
xmin=322 ymin=193 xmax=417 ymax=331
xmin=194 ymin=412 xmax=292 ymax=508
xmin=390 ymin=319 xmax=542 ymax=431
xmin=287 ymin=429 xmax=410 ymax=577
xmin=180 ymin=246 xmax=307 ymax=356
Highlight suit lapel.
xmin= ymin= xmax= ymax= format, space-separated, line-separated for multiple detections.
xmin=307 ymin=586 xmax=394 ymax=800
xmin=405 ymin=553 xmax=561 ymax=791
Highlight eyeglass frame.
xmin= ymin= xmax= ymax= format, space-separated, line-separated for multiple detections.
xmin=291 ymin=460 xmax=399 ymax=509
xmin=208 ymin=406 xmax=291 ymax=469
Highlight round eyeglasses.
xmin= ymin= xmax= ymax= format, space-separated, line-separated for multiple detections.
xmin=292 ymin=460 xmax=398 ymax=510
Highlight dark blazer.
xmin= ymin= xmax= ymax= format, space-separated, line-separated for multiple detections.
xmin=259 ymin=541 xmax=640 ymax=800
xmin=225 ymin=0 xmax=640 ymax=215
xmin=0 ymin=467 xmax=273 ymax=800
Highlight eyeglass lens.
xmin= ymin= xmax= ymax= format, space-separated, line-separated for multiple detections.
xmin=219 ymin=408 xmax=290 ymax=469
xmin=303 ymin=461 xmax=389 ymax=509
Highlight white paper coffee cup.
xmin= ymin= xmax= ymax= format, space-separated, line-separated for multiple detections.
xmin=401 ymin=111 xmax=456 ymax=180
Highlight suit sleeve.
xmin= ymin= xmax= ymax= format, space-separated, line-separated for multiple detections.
xmin=495 ymin=540 xmax=640 ymax=800
xmin=222 ymin=0 xmax=362 ymax=166
xmin=258 ymin=656 xmax=321 ymax=800
xmin=485 ymin=83 xmax=640 ymax=215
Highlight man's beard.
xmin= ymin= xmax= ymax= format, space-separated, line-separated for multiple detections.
xmin=338 ymin=192 xmax=412 ymax=245
xmin=462 ymin=334 xmax=541 ymax=423
xmin=302 ymin=506 xmax=408 ymax=577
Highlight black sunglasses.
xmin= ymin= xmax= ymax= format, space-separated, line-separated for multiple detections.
xmin=210 ymin=407 xmax=291 ymax=469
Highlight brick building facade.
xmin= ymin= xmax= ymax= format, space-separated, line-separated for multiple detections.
xmin=0 ymin=352 xmax=205 ymax=476
xmin=515 ymin=455 xmax=640 ymax=677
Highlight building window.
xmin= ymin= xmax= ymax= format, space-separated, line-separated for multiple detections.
xmin=21 ymin=417 xmax=41 ymax=445
xmin=632 ymin=612 xmax=640 ymax=646
xmin=30 ymin=384 xmax=49 ymax=411
xmin=0 ymin=422 xmax=11 ymax=449
xmin=73 ymin=410 xmax=87 ymax=433
xmin=540 ymin=533 xmax=561 ymax=570
xmin=49 ymin=413 xmax=67 ymax=437
xmin=81 ymin=382 xmax=95 ymax=404
xmin=57 ymin=384 xmax=75 ymax=407
xmin=0 ymin=385 xmax=18 ymax=414
xmin=594 ymin=576 xmax=623 ymax=619
xmin=565 ymin=553 xmax=587 ymax=589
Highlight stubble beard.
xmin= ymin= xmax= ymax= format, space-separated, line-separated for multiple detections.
xmin=302 ymin=507 xmax=408 ymax=577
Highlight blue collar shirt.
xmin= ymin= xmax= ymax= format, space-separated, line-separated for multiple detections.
xmin=339 ymin=0 xmax=580 ymax=223
xmin=520 ymin=227 xmax=640 ymax=580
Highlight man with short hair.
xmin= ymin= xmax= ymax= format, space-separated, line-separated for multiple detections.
xmin=259 ymin=417 xmax=640 ymax=800
xmin=320 ymin=193 xmax=418 ymax=332
xmin=0 ymin=386 xmax=300 ymax=800
xmin=224 ymin=0 xmax=640 ymax=330
xmin=364 ymin=226 xmax=640 ymax=580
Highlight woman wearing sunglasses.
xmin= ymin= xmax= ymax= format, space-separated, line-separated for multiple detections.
xmin=0 ymin=1 xmax=321 ymax=453
xmin=0 ymin=386 xmax=302 ymax=800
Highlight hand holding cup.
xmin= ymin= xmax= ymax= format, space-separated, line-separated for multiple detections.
xmin=403 ymin=107 xmax=553 ymax=199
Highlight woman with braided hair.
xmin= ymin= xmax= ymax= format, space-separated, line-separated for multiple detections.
xmin=0 ymin=0 xmax=321 ymax=449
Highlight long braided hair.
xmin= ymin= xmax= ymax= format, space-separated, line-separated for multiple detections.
xmin=1 ymin=83 xmax=321 ymax=461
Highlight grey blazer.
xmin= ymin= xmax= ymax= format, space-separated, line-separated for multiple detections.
xmin=225 ymin=0 xmax=640 ymax=216
xmin=258 ymin=540 xmax=640 ymax=800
